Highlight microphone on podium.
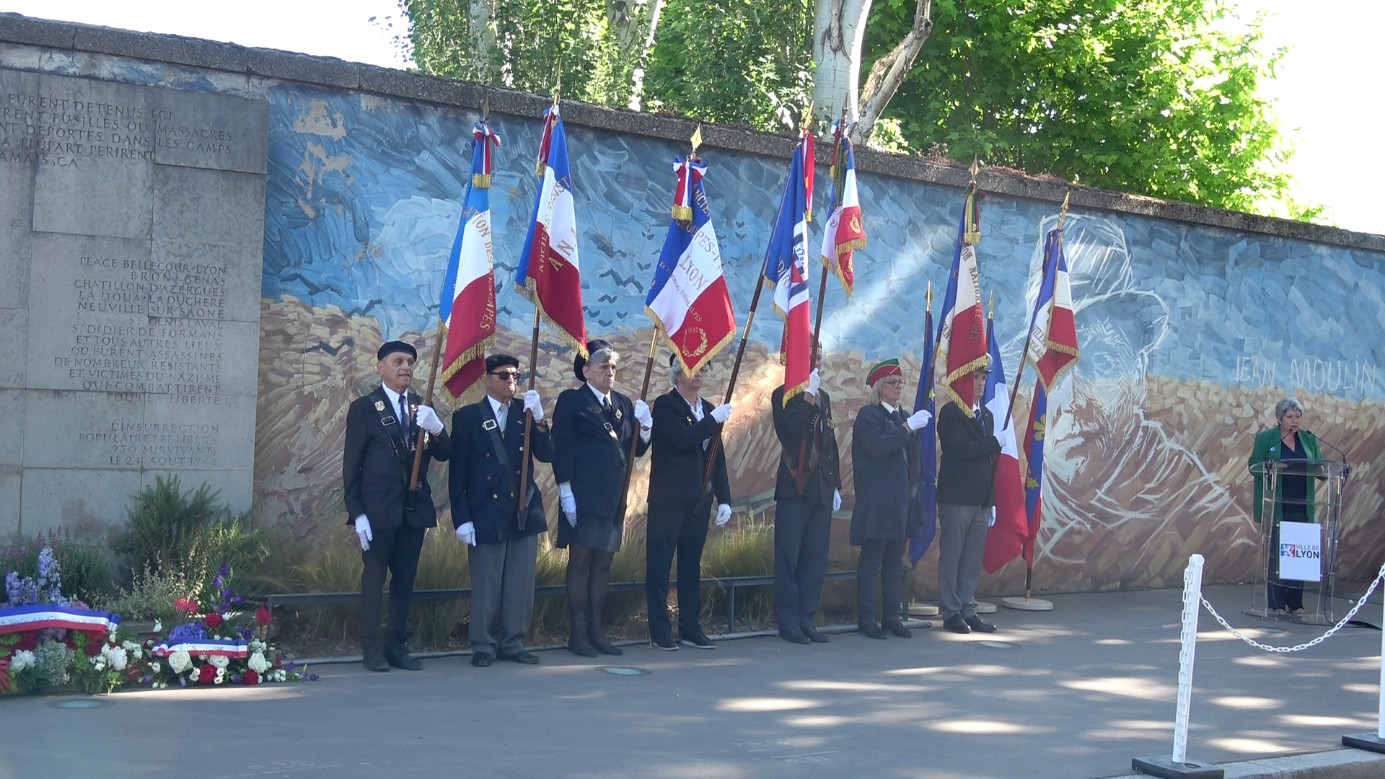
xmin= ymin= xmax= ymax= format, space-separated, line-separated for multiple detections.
xmin=1303 ymin=429 xmax=1350 ymax=481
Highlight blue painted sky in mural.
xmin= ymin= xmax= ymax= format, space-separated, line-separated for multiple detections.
xmin=262 ymin=84 xmax=1385 ymax=401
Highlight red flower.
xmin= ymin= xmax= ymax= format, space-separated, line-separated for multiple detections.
xmin=255 ymin=607 xmax=272 ymax=626
xmin=243 ymin=670 xmax=260 ymax=685
xmin=197 ymin=664 xmax=217 ymax=685
xmin=175 ymin=597 xmax=199 ymax=613
xmin=204 ymin=613 xmax=223 ymax=629
xmin=14 ymin=632 xmax=38 ymax=651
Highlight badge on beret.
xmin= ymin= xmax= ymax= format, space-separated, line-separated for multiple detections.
xmin=374 ymin=401 xmax=386 ymax=412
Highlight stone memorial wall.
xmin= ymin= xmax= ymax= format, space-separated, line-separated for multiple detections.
xmin=0 ymin=67 xmax=266 ymax=535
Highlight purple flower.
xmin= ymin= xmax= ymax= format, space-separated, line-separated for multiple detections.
xmin=307 ymin=673 xmax=319 ymax=681
xmin=231 ymin=673 xmax=242 ymax=684
xmin=179 ymin=678 xmax=187 ymax=688
xmin=284 ymin=661 xmax=296 ymax=671
xmin=232 ymin=596 xmax=244 ymax=605
xmin=140 ymin=675 xmax=152 ymax=684
xmin=166 ymin=622 xmax=209 ymax=644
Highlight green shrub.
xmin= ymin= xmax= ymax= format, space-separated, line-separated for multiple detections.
xmin=698 ymin=513 xmax=776 ymax=628
xmin=0 ymin=531 xmax=116 ymax=608
xmin=111 ymin=475 xmax=224 ymax=581
xmin=105 ymin=561 xmax=199 ymax=626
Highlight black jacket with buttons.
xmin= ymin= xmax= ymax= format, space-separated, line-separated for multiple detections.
xmin=448 ymin=396 xmax=554 ymax=544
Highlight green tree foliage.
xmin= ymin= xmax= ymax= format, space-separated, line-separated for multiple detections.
xmin=863 ymin=0 xmax=1292 ymax=211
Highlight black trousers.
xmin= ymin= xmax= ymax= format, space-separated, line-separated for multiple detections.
xmin=646 ymin=498 xmax=711 ymax=640
xmin=774 ymin=496 xmax=832 ymax=632
xmin=856 ymin=538 xmax=906 ymax=625
xmin=359 ymin=524 xmax=425 ymax=647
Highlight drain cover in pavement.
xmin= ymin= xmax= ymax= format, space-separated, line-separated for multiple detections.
xmin=599 ymin=666 xmax=650 ymax=676
xmin=49 ymin=698 xmax=115 ymax=709
xmin=976 ymin=640 xmax=1019 ymax=650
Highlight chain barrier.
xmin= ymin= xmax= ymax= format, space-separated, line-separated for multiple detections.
xmin=1198 ymin=560 xmax=1385 ymax=653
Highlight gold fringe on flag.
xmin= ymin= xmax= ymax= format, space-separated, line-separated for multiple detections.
xmin=671 ymin=204 xmax=693 ymax=222
xmin=472 ymin=173 xmax=492 ymax=189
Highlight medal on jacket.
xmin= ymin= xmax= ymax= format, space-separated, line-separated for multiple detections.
xmin=614 ymin=407 xmax=623 ymax=420
xmin=374 ymin=400 xmax=386 ymax=412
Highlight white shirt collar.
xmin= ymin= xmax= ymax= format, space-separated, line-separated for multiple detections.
xmin=586 ymin=382 xmax=611 ymax=405
xmin=381 ymin=384 xmax=406 ymax=408
xmin=486 ymin=394 xmax=508 ymax=417
xmin=881 ymin=402 xmax=898 ymax=415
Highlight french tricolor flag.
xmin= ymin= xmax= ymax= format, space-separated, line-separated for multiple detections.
xmin=981 ymin=326 xmax=1028 ymax=574
xmin=439 ymin=121 xmax=500 ymax=399
xmin=819 ymin=122 xmax=866 ymax=296
xmin=516 ymin=104 xmax=586 ymax=354
xmin=646 ymin=157 xmax=736 ymax=375
xmin=765 ymin=131 xmax=814 ymax=404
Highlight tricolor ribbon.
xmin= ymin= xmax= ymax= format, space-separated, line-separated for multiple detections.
xmin=0 ymin=604 xmax=121 ymax=635
xmin=472 ymin=121 xmax=501 ymax=189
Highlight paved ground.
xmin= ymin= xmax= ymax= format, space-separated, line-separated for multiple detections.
xmin=3 ymin=584 xmax=1384 ymax=778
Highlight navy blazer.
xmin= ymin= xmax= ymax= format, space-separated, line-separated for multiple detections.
xmin=935 ymin=400 xmax=1000 ymax=506
xmin=849 ymin=402 xmax=917 ymax=544
xmin=448 ymin=396 xmax=554 ymax=544
xmin=771 ymin=386 xmax=841 ymax=506
xmin=552 ymin=385 xmax=650 ymax=521
xmin=343 ymin=386 xmax=451 ymax=532
xmin=647 ymin=389 xmax=730 ymax=506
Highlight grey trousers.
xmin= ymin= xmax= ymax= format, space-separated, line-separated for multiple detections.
xmin=937 ymin=503 xmax=990 ymax=620
xmin=467 ymin=533 xmax=539 ymax=657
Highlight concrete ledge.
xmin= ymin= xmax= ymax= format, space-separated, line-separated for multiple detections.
xmin=1118 ymin=749 xmax=1385 ymax=779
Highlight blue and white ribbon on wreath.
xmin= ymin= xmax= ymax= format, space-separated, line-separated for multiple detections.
xmin=0 ymin=604 xmax=121 ymax=635
xmin=151 ymin=638 xmax=249 ymax=658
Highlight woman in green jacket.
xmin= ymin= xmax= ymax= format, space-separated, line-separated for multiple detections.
xmin=1246 ymin=398 xmax=1320 ymax=613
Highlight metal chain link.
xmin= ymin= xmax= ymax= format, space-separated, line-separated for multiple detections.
xmin=1198 ymin=561 xmax=1385 ymax=653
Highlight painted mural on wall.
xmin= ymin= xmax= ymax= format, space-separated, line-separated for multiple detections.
xmin=251 ymin=83 xmax=1385 ymax=593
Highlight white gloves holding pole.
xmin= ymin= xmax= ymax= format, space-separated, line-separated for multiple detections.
xmin=414 ymin=405 xmax=444 ymax=434
xmin=523 ymin=390 xmax=544 ymax=422
xmin=710 ymin=403 xmax=733 ymax=424
xmin=905 ymin=409 xmax=932 ymax=431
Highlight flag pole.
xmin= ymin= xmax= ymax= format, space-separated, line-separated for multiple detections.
xmin=407 ymin=326 xmax=445 ymax=490
xmin=810 ymin=103 xmax=848 ymax=366
xmin=517 ymin=93 xmax=556 ymax=528
xmin=1003 ymin=191 xmax=1068 ymax=431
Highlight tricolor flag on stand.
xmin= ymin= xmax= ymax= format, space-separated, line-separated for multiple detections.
xmin=646 ymin=157 xmax=737 ymax=375
xmin=981 ymin=324 xmax=1028 ymax=574
xmin=934 ymin=185 xmax=988 ymax=415
xmin=439 ymin=121 xmax=501 ymax=399
xmin=1021 ymin=228 xmax=1079 ymax=564
xmin=516 ymin=104 xmax=587 ymax=355
xmin=907 ymin=300 xmax=938 ymax=566
xmin=819 ymin=121 xmax=866 ymax=295
xmin=765 ymin=131 xmax=815 ymax=404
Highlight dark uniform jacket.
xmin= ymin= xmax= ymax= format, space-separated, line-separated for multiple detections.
xmin=771 ymin=386 xmax=842 ymax=507
xmin=935 ymin=400 xmax=1000 ymax=507
xmin=849 ymin=402 xmax=919 ymax=544
xmin=648 ymin=389 xmax=730 ymax=506
xmin=343 ymin=386 xmax=451 ymax=532
xmin=552 ymin=385 xmax=650 ymax=522
xmin=448 ymin=396 xmax=554 ymax=544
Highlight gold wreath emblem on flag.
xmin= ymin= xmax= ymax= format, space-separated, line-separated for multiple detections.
xmin=848 ymin=214 xmax=862 ymax=234
xmin=684 ymin=328 xmax=708 ymax=358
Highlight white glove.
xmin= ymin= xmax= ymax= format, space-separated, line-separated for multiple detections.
xmin=988 ymin=507 xmax=997 ymax=527
xmin=353 ymin=515 xmax=372 ymax=551
xmin=455 ymin=521 xmax=476 ymax=546
xmin=523 ymin=390 xmax=544 ymax=422
xmin=415 ymin=404 xmax=444 ymax=434
xmin=807 ymin=369 xmax=821 ymax=395
xmin=715 ymin=504 xmax=732 ymax=527
xmin=905 ymin=409 xmax=932 ymax=431
xmin=633 ymin=399 xmax=653 ymax=429
xmin=997 ymin=428 xmax=1015 ymax=451
xmin=710 ymin=403 xmax=733 ymax=424
xmin=559 ymin=483 xmax=577 ymax=526
xmin=832 ymin=489 xmax=842 ymax=512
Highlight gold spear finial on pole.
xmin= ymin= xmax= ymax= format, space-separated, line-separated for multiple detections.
xmin=969 ymin=157 xmax=980 ymax=185
xmin=988 ymin=289 xmax=995 ymax=320
xmin=926 ymin=280 xmax=933 ymax=312
xmin=1058 ymin=192 xmax=1071 ymax=230
xmin=690 ymin=123 xmax=703 ymax=155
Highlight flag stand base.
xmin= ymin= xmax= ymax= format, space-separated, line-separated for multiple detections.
xmin=1000 ymin=596 xmax=1052 ymax=612
xmin=975 ymin=600 xmax=997 ymax=614
xmin=1130 ymin=756 xmax=1222 ymax=778
xmin=907 ymin=602 xmax=939 ymax=618
xmin=1343 ymin=733 xmax=1385 ymax=753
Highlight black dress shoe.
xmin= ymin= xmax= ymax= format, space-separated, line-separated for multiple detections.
xmin=501 ymin=650 xmax=540 ymax=665
xmin=964 ymin=615 xmax=997 ymax=633
xmin=943 ymin=615 xmax=971 ymax=634
xmin=679 ymin=631 xmax=716 ymax=650
xmin=566 ymin=641 xmax=599 ymax=658
xmin=650 ymin=634 xmax=679 ymax=651
xmin=590 ymin=637 xmax=624 ymax=656
xmin=779 ymin=629 xmax=811 ymax=645
xmin=858 ymin=621 xmax=887 ymax=640
xmin=362 ymin=648 xmax=390 ymax=672
xmin=883 ymin=620 xmax=913 ymax=638
xmin=385 ymin=646 xmax=423 ymax=670
xmin=471 ymin=652 xmax=493 ymax=667
xmin=802 ymin=626 xmax=830 ymax=643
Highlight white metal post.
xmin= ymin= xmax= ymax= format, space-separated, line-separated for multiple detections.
xmin=1172 ymin=553 xmax=1205 ymax=764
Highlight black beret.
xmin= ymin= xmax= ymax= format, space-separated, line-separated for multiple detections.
xmin=485 ymin=353 xmax=520 ymax=373
xmin=573 ymin=338 xmax=613 ymax=382
xmin=376 ymin=340 xmax=417 ymax=361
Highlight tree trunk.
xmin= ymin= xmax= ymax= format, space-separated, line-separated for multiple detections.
xmin=856 ymin=0 xmax=932 ymax=143
xmin=606 ymin=0 xmax=666 ymax=110
xmin=812 ymin=0 xmax=871 ymax=131
xmin=468 ymin=0 xmax=501 ymax=85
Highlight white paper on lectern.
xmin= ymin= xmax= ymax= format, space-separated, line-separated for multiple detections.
xmin=1279 ymin=521 xmax=1323 ymax=582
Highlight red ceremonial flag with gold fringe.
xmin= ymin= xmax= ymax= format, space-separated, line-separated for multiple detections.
xmin=819 ymin=120 xmax=866 ymax=295
xmin=934 ymin=185 xmax=988 ymax=414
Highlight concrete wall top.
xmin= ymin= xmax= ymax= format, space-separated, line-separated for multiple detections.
xmin=2 ymin=11 xmax=1380 ymax=253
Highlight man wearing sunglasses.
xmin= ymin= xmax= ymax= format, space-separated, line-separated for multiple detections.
xmin=448 ymin=353 xmax=552 ymax=667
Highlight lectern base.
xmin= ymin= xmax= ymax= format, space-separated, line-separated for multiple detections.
xmin=1131 ymin=756 xmax=1223 ymax=778
xmin=1343 ymin=733 xmax=1385 ymax=754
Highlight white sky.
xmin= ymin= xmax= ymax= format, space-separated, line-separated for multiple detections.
xmin=2 ymin=0 xmax=1380 ymax=236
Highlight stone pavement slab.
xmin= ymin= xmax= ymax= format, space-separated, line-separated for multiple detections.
xmin=0 ymin=585 xmax=1382 ymax=778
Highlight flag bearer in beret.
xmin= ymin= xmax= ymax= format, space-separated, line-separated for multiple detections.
xmin=771 ymin=347 xmax=841 ymax=645
xmin=850 ymin=359 xmax=932 ymax=639
xmin=936 ymin=359 xmax=1003 ymax=634
xmin=645 ymin=353 xmax=734 ymax=651
xmin=449 ymin=353 xmax=552 ymax=667
xmin=343 ymin=340 xmax=451 ymax=672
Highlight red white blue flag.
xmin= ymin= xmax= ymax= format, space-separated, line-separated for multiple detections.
xmin=439 ymin=121 xmax=500 ymax=399
xmin=981 ymin=324 xmax=1028 ymax=573
xmin=1021 ymin=228 xmax=1079 ymax=564
xmin=819 ymin=121 xmax=865 ymax=295
xmin=765 ymin=131 xmax=814 ymax=404
xmin=516 ymin=104 xmax=587 ymax=355
xmin=646 ymin=157 xmax=737 ymax=376
xmin=934 ymin=185 xmax=988 ymax=414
